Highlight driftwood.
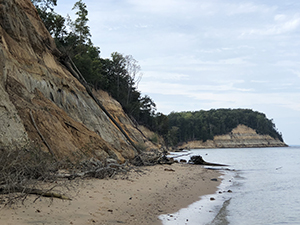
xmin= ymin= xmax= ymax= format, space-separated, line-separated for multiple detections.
xmin=131 ymin=149 xmax=172 ymax=166
xmin=29 ymin=189 xmax=71 ymax=200
xmin=57 ymin=159 xmax=130 ymax=180
xmin=189 ymin=155 xmax=228 ymax=166
xmin=0 ymin=157 xmax=130 ymax=204
xmin=0 ymin=146 xmax=67 ymax=205
xmin=0 ymin=185 xmax=71 ymax=202
xmin=0 ymin=159 xmax=130 ymax=204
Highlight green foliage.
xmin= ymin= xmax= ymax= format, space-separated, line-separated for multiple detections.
xmin=167 ymin=108 xmax=284 ymax=145
xmin=31 ymin=0 xmax=65 ymax=40
xmin=166 ymin=126 xmax=179 ymax=146
xmin=71 ymin=0 xmax=91 ymax=45
xmin=31 ymin=0 xmax=57 ymax=11
xmin=40 ymin=10 xmax=67 ymax=40
xmin=150 ymin=134 xmax=158 ymax=144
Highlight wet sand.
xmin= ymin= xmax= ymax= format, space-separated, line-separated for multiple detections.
xmin=0 ymin=163 xmax=222 ymax=225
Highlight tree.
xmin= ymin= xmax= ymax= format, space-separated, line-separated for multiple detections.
xmin=140 ymin=95 xmax=156 ymax=116
xmin=166 ymin=126 xmax=179 ymax=147
xmin=40 ymin=10 xmax=67 ymax=40
xmin=152 ymin=113 xmax=169 ymax=136
xmin=124 ymin=55 xmax=142 ymax=105
xmin=31 ymin=0 xmax=66 ymax=39
xmin=110 ymin=52 xmax=127 ymax=99
xmin=31 ymin=0 xmax=57 ymax=11
xmin=72 ymin=0 xmax=91 ymax=45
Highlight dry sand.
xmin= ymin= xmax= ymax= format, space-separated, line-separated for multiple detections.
xmin=0 ymin=163 xmax=222 ymax=225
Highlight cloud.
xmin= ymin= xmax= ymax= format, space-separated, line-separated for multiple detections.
xmin=290 ymin=69 xmax=300 ymax=78
xmin=126 ymin=0 xmax=277 ymax=19
xmin=250 ymin=80 xmax=269 ymax=84
xmin=142 ymin=71 xmax=190 ymax=80
xmin=243 ymin=14 xmax=300 ymax=36
xmin=276 ymin=60 xmax=300 ymax=67
xmin=139 ymin=80 xmax=251 ymax=97
xmin=140 ymin=80 xmax=300 ymax=113
xmin=226 ymin=2 xmax=276 ymax=15
xmin=218 ymin=57 xmax=255 ymax=66
xmin=127 ymin=0 xmax=214 ymax=16
xmin=141 ymin=54 xmax=255 ymax=75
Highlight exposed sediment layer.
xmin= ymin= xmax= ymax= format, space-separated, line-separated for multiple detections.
xmin=178 ymin=124 xmax=287 ymax=149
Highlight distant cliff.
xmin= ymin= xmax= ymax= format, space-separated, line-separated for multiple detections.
xmin=167 ymin=109 xmax=285 ymax=148
xmin=0 ymin=0 xmax=159 ymax=162
xmin=178 ymin=125 xmax=287 ymax=149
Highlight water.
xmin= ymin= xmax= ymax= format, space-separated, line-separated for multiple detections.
xmin=160 ymin=146 xmax=300 ymax=225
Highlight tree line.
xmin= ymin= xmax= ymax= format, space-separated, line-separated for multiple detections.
xmin=167 ymin=109 xmax=283 ymax=146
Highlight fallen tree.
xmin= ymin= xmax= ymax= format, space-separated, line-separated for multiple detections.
xmin=130 ymin=149 xmax=173 ymax=166
xmin=0 ymin=147 xmax=131 ymax=205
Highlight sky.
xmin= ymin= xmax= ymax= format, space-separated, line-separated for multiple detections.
xmin=55 ymin=0 xmax=300 ymax=145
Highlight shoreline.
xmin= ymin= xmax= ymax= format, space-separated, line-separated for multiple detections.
xmin=0 ymin=163 xmax=222 ymax=225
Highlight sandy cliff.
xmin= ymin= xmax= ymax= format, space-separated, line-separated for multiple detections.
xmin=178 ymin=124 xmax=287 ymax=149
xmin=0 ymin=0 xmax=159 ymax=162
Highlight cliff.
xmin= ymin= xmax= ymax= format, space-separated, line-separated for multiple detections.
xmin=0 ymin=0 xmax=159 ymax=162
xmin=178 ymin=124 xmax=287 ymax=149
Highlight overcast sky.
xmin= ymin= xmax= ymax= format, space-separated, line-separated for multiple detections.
xmin=55 ymin=0 xmax=300 ymax=145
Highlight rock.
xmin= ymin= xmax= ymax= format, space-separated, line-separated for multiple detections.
xmin=189 ymin=155 xmax=205 ymax=164
xmin=211 ymin=178 xmax=218 ymax=181
xmin=179 ymin=159 xmax=187 ymax=163
xmin=210 ymin=197 xmax=215 ymax=201
xmin=189 ymin=155 xmax=228 ymax=166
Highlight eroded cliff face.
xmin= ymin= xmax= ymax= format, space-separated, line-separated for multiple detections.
xmin=0 ymin=0 xmax=159 ymax=162
xmin=178 ymin=125 xmax=287 ymax=149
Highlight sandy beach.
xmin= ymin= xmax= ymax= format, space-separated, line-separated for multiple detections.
xmin=0 ymin=163 xmax=222 ymax=225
